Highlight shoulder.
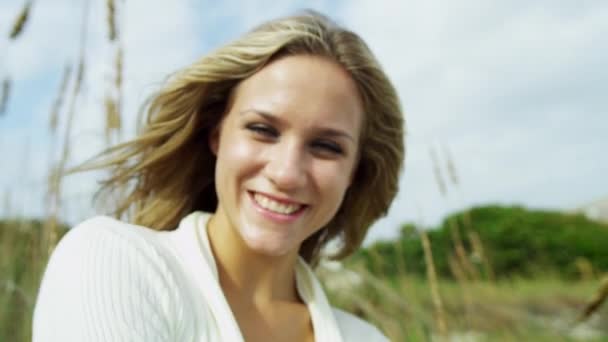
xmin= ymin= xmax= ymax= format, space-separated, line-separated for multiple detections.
xmin=33 ymin=216 xmax=190 ymax=341
xmin=39 ymin=216 xmax=159 ymax=276
xmin=38 ymin=215 xmax=182 ymax=298
xmin=54 ymin=215 xmax=182 ymax=269
xmin=61 ymin=215 xmax=162 ymax=247
xmin=332 ymin=307 xmax=389 ymax=342
xmin=44 ymin=216 xmax=175 ymax=278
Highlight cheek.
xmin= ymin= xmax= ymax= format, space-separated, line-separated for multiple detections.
xmin=313 ymin=163 xmax=353 ymax=201
xmin=217 ymin=131 xmax=258 ymax=165
xmin=308 ymin=163 xmax=353 ymax=231
xmin=222 ymin=141 xmax=253 ymax=163
xmin=215 ymin=132 xmax=263 ymax=191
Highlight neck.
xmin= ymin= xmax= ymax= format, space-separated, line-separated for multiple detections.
xmin=206 ymin=212 xmax=302 ymax=305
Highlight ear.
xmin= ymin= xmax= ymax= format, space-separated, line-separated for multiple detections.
xmin=208 ymin=125 xmax=220 ymax=156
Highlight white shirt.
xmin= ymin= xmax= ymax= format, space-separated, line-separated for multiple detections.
xmin=33 ymin=211 xmax=388 ymax=341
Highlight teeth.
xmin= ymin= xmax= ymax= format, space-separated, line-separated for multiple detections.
xmin=253 ymin=193 xmax=302 ymax=215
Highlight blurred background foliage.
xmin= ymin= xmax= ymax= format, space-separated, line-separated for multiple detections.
xmin=354 ymin=205 xmax=608 ymax=280
xmin=2 ymin=206 xmax=608 ymax=341
xmin=0 ymin=219 xmax=68 ymax=341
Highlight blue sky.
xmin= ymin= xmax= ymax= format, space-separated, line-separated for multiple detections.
xmin=1 ymin=0 xmax=607 ymax=243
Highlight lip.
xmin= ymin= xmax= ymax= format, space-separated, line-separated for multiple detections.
xmin=249 ymin=190 xmax=306 ymax=206
xmin=248 ymin=191 xmax=307 ymax=224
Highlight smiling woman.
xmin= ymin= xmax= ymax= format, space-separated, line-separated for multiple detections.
xmin=32 ymin=9 xmax=404 ymax=342
xmin=209 ymin=55 xmax=364 ymax=260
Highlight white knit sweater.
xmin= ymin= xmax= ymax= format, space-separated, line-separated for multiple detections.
xmin=33 ymin=211 xmax=388 ymax=341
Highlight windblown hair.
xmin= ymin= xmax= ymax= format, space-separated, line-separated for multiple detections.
xmin=72 ymin=10 xmax=405 ymax=265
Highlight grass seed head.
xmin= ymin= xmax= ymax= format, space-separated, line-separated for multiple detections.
xmin=9 ymin=1 xmax=31 ymax=40
xmin=0 ymin=78 xmax=11 ymax=115
xmin=49 ymin=65 xmax=72 ymax=133
xmin=106 ymin=0 xmax=117 ymax=41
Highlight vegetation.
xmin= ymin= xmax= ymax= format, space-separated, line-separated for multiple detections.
xmin=323 ymin=269 xmax=608 ymax=341
xmin=0 ymin=219 xmax=68 ymax=341
xmin=2 ymin=1 xmax=607 ymax=341
xmin=354 ymin=205 xmax=608 ymax=280
xmin=320 ymin=206 xmax=608 ymax=341
xmin=2 ymin=207 xmax=608 ymax=341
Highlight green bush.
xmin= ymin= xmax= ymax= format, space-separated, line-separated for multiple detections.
xmin=353 ymin=205 xmax=608 ymax=280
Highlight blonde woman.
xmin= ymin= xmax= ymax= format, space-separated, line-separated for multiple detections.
xmin=33 ymin=10 xmax=404 ymax=342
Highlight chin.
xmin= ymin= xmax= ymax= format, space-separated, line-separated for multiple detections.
xmin=253 ymin=245 xmax=292 ymax=258
xmin=241 ymin=229 xmax=297 ymax=258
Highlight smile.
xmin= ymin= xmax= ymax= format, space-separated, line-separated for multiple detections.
xmin=250 ymin=191 xmax=306 ymax=216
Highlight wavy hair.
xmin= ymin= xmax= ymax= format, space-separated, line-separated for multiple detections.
xmin=72 ymin=10 xmax=405 ymax=265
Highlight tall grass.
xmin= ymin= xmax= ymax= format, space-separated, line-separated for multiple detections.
xmin=0 ymin=219 xmax=67 ymax=342
xmin=2 ymin=215 xmax=607 ymax=341
xmin=321 ymin=261 xmax=608 ymax=341
xmin=1 ymin=3 xmax=607 ymax=341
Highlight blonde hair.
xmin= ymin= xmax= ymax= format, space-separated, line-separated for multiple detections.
xmin=73 ymin=10 xmax=405 ymax=265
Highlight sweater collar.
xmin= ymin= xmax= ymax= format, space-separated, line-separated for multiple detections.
xmin=171 ymin=211 xmax=343 ymax=342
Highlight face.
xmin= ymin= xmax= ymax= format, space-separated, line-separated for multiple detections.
xmin=209 ymin=54 xmax=363 ymax=258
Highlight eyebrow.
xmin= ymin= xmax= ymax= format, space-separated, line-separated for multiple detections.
xmin=239 ymin=109 xmax=356 ymax=142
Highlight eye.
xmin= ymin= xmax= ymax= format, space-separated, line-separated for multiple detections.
xmin=311 ymin=140 xmax=344 ymax=155
xmin=246 ymin=123 xmax=278 ymax=138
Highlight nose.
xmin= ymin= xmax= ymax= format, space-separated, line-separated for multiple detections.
xmin=264 ymin=141 xmax=308 ymax=191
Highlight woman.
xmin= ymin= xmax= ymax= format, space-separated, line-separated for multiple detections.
xmin=33 ymin=10 xmax=404 ymax=342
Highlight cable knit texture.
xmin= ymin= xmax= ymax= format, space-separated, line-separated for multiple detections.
xmin=33 ymin=212 xmax=388 ymax=341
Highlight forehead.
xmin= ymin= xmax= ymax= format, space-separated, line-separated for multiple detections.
xmin=230 ymin=55 xmax=363 ymax=134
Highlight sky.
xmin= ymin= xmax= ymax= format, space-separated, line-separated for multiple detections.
xmin=0 ymin=0 xmax=607 ymax=243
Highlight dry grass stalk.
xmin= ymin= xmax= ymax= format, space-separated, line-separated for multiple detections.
xmin=429 ymin=146 xmax=447 ymax=197
xmin=106 ymin=0 xmax=117 ymax=41
xmin=447 ymin=252 xmax=473 ymax=327
xmin=74 ymin=59 xmax=85 ymax=95
xmin=105 ymin=96 xmax=120 ymax=129
xmin=395 ymin=241 xmax=406 ymax=273
xmin=44 ymin=165 xmax=62 ymax=255
xmin=43 ymin=212 xmax=59 ymax=258
xmin=49 ymin=65 xmax=72 ymax=133
xmin=353 ymin=265 xmax=411 ymax=314
xmin=9 ymin=0 xmax=32 ymax=40
xmin=46 ymin=0 xmax=90 ymax=253
xmin=103 ymin=46 xmax=123 ymax=144
xmin=441 ymin=144 xmax=459 ymax=186
xmin=46 ymin=59 xmax=85 ymax=253
xmin=104 ymin=95 xmax=121 ymax=143
xmin=448 ymin=253 xmax=467 ymax=285
xmin=461 ymin=210 xmax=495 ymax=282
xmin=578 ymin=275 xmax=608 ymax=323
xmin=468 ymin=229 xmax=495 ymax=282
xmin=115 ymin=47 xmax=123 ymax=90
xmin=449 ymin=218 xmax=480 ymax=282
xmin=338 ymin=288 xmax=403 ymax=340
xmin=45 ymin=168 xmax=57 ymax=204
xmin=574 ymin=257 xmax=595 ymax=282
xmin=0 ymin=78 xmax=10 ymax=115
xmin=420 ymin=230 xmax=448 ymax=338
xmin=52 ymin=59 xmax=83 ymax=180
xmin=113 ymin=47 xmax=123 ymax=133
